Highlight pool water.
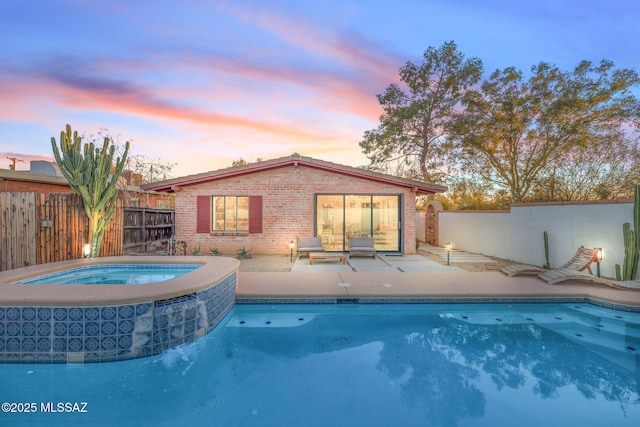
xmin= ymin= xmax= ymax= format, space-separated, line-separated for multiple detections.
xmin=1 ymin=303 xmax=639 ymax=426
xmin=15 ymin=264 xmax=202 ymax=285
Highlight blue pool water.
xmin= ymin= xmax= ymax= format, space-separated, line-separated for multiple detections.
xmin=1 ymin=303 xmax=639 ymax=426
xmin=15 ymin=264 xmax=202 ymax=285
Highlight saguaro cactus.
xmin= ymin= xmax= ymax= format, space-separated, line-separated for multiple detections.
xmin=543 ymin=231 xmax=550 ymax=269
xmin=51 ymin=124 xmax=129 ymax=257
xmin=615 ymin=185 xmax=640 ymax=280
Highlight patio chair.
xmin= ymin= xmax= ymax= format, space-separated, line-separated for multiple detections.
xmin=296 ymin=237 xmax=325 ymax=258
xmin=348 ymin=237 xmax=376 ymax=258
xmin=537 ymin=269 xmax=640 ymax=291
xmin=500 ymin=246 xmax=598 ymax=277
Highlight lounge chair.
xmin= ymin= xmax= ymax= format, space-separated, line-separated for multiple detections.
xmin=297 ymin=237 xmax=325 ymax=258
xmin=348 ymin=237 xmax=376 ymax=258
xmin=501 ymin=246 xmax=597 ymax=277
xmin=537 ymin=270 xmax=640 ymax=291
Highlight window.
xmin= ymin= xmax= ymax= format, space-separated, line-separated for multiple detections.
xmin=196 ymin=195 xmax=262 ymax=234
xmin=213 ymin=196 xmax=249 ymax=231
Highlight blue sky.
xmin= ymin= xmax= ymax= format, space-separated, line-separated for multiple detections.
xmin=1 ymin=0 xmax=639 ymax=178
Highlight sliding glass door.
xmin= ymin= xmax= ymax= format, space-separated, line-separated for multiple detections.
xmin=316 ymin=194 xmax=401 ymax=252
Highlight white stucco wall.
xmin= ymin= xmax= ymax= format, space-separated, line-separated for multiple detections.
xmin=434 ymin=201 xmax=634 ymax=279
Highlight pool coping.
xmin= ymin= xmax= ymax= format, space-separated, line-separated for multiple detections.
xmin=236 ymin=271 xmax=640 ymax=310
xmin=0 ymin=256 xmax=240 ymax=306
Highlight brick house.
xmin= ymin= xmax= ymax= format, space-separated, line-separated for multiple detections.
xmin=142 ymin=154 xmax=446 ymax=255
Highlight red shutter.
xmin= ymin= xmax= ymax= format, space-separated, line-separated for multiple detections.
xmin=248 ymin=196 xmax=262 ymax=234
xmin=196 ymin=196 xmax=211 ymax=233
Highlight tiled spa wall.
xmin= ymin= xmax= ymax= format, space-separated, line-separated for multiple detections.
xmin=0 ymin=272 xmax=236 ymax=363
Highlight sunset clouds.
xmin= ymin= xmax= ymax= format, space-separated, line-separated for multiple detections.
xmin=1 ymin=0 xmax=639 ymax=177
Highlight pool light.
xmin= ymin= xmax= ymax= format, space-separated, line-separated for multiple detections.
xmin=83 ymin=243 xmax=91 ymax=258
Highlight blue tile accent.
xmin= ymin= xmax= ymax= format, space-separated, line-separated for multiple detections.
xmin=37 ymin=322 xmax=51 ymax=336
xmin=85 ymin=321 xmax=100 ymax=336
xmin=22 ymin=307 xmax=36 ymax=321
xmin=85 ymin=307 xmax=100 ymax=321
xmin=6 ymin=338 xmax=20 ymax=352
xmin=118 ymin=335 xmax=132 ymax=350
xmin=101 ymin=307 xmax=117 ymax=320
xmin=22 ymin=322 xmax=36 ymax=337
xmin=6 ymin=307 xmax=20 ymax=321
xmin=68 ymin=338 xmax=82 ymax=352
xmin=53 ymin=338 xmax=66 ymax=352
xmin=53 ymin=323 xmax=67 ymax=337
xmin=85 ymin=337 xmax=100 ymax=352
xmin=68 ymin=307 xmax=83 ymax=321
xmin=101 ymin=336 xmax=117 ymax=351
xmin=21 ymin=338 xmax=36 ymax=352
xmin=118 ymin=305 xmax=134 ymax=319
xmin=0 ymin=307 xmax=5 ymax=321
xmin=53 ymin=308 xmax=67 ymax=321
xmin=37 ymin=307 xmax=51 ymax=321
xmin=6 ymin=322 xmax=20 ymax=337
xmin=119 ymin=320 xmax=134 ymax=335
xmin=136 ymin=303 xmax=151 ymax=316
xmin=68 ymin=322 xmax=83 ymax=337
xmin=0 ymin=338 xmax=5 ymax=352
xmin=101 ymin=321 xmax=117 ymax=336
xmin=0 ymin=322 xmax=4 ymax=337
xmin=37 ymin=337 xmax=51 ymax=352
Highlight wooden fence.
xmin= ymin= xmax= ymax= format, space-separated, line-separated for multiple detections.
xmin=1 ymin=192 xmax=123 ymax=271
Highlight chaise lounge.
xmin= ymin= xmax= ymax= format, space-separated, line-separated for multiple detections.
xmin=537 ymin=270 xmax=640 ymax=290
xmin=501 ymin=246 xmax=598 ymax=277
xmin=348 ymin=237 xmax=376 ymax=258
xmin=296 ymin=236 xmax=325 ymax=259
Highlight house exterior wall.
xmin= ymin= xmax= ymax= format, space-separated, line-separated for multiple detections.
xmin=175 ymin=164 xmax=419 ymax=255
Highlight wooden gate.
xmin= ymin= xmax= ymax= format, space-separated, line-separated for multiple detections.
xmin=0 ymin=192 xmax=37 ymax=270
xmin=0 ymin=192 xmax=123 ymax=271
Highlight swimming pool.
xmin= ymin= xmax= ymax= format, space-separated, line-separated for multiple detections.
xmin=14 ymin=264 xmax=202 ymax=285
xmin=1 ymin=303 xmax=639 ymax=426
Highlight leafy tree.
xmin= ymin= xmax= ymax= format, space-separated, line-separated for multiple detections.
xmin=51 ymin=124 xmax=129 ymax=257
xmin=360 ymin=41 xmax=483 ymax=182
xmin=453 ymin=60 xmax=640 ymax=203
xmin=530 ymin=135 xmax=640 ymax=201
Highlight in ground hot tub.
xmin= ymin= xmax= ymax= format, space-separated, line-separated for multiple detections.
xmin=0 ymin=256 xmax=240 ymax=363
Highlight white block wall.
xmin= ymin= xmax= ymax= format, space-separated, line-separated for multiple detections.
xmin=434 ymin=201 xmax=634 ymax=279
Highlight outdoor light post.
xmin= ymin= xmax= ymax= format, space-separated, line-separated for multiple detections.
xmin=290 ymin=240 xmax=294 ymax=262
xmin=83 ymin=243 xmax=91 ymax=258
xmin=445 ymin=242 xmax=451 ymax=265
xmin=595 ymin=247 xmax=602 ymax=277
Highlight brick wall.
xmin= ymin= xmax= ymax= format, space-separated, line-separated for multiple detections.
xmin=175 ymin=164 xmax=418 ymax=255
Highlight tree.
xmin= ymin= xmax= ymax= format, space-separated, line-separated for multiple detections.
xmin=529 ymin=135 xmax=640 ymax=201
xmin=360 ymin=41 xmax=483 ymax=182
xmin=85 ymin=129 xmax=175 ymax=184
xmin=51 ymin=124 xmax=129 ymax=257
xmin=453 ymin=60 xmax=640 ymax=203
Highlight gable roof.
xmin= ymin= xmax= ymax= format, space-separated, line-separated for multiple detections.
xmin=141 ymin=153 xmax=447 ymax=195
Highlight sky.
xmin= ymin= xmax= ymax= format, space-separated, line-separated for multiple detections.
xmin=1 ymin=0 xmax=639 ymax=179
